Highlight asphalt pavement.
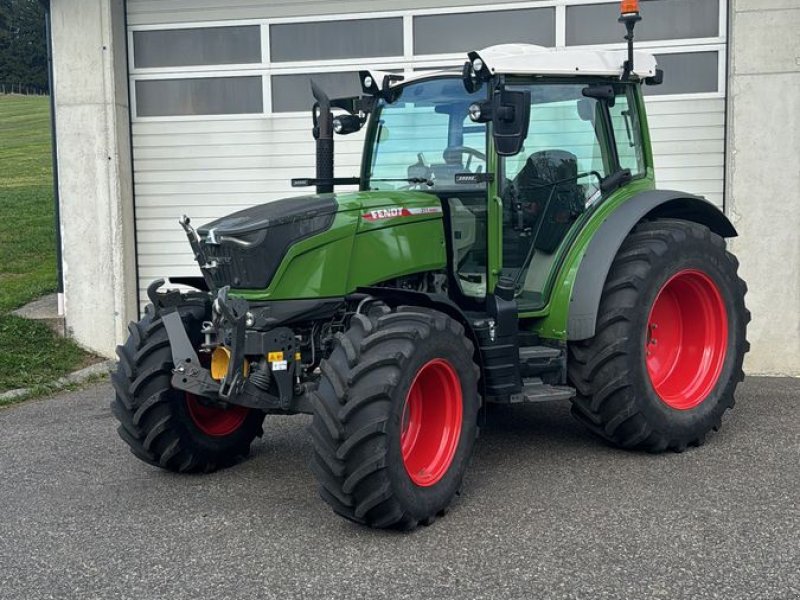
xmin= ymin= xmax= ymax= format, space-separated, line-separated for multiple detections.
xmin=0 ymin=376 xmax=798 ymax=600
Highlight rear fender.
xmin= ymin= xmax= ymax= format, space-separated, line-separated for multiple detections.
xmin=559 ymin=190 xmax=736 ymax=341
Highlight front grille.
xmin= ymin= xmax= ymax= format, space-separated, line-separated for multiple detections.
xmin=202 ymin=244 xmax=237 ymax=289
xmin=199 ymin=210 xmax=336 ymax=290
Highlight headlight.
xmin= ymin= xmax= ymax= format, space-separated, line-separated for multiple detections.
xmin=472 ymin=57 xmax=484 ymax=73
xmin=331 ymin=114 xmax=363 ymax=135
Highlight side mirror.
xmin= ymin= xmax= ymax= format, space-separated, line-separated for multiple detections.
xmin=491 ymin=89 xmax=530 ymax=157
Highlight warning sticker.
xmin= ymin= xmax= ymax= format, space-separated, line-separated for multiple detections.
xmin=267 ymin=351 xmax=284 ymax=362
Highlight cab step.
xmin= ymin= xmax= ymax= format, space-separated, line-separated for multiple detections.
xmin=518 ymin=346 xmax=561 ymax=361
xmin=518 ymin=344 xmax=565 ymax=380
xmin=495 ymin=377 xmax=576 ymax=404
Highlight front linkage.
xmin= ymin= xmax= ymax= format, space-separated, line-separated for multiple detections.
xmin=148 ymin=279 xmax=312 ymax=416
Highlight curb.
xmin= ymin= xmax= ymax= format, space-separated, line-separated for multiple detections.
xmin=0 ymin=360 xmax=115 ymax=402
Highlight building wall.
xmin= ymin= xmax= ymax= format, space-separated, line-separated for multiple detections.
xmin=50 ymin=0 xmax=138 ymax=356
xmin=50 ymin=0 xmax=800 ymax=375
xmin=726 ymin=0 xmax=800 ymax=375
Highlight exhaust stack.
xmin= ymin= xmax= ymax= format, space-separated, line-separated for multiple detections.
xmin=311 ymin=81 xmax=334 ymax=194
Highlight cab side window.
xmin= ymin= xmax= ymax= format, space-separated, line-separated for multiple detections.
xmin=499 ymin=83 xmax=612 ymax=308
xmin=503 ymin=87 xmax=610 ymax=203
xmin=609 ymin=87 xmax=646 ymax=176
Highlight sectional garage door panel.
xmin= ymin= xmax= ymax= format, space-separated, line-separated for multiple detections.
xmin=132 ymin=115 xmax=365 ymax=304
xmin=127 ymin=1 xmax=728 ymax=309
xmin=647 ymin=97 xmax=726 ymax=207
xmin=125 ymin=0 xmax=508 ymax=26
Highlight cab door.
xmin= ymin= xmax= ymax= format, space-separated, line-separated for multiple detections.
xmin=492 ymin=80 xmax=645 ymax=312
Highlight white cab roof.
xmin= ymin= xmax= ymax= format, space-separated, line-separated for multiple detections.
xmin=366 ymin=44 xmax=658 ymax=91
xmin=475 ymin=44 xmax=657 ymax=78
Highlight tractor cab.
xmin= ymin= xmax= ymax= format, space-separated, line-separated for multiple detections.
xmin=348 ymin=45 xmax=660 ymax=312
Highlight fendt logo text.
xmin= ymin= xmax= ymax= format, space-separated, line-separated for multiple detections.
xmin=362 ymin=206 xmax=442 ymax=222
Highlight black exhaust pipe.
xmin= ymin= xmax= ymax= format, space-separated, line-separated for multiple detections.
xmin=311 ymin=81 xmax=334 ymax=194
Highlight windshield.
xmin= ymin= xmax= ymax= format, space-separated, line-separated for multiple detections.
xmin=365 ymin=77 xmax=487 ymax=192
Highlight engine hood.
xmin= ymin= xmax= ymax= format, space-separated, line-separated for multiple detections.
xmin=197 ymin=190 xmax=440 ymax=238
xmin=194 ymin=190 xmax=442 ymax=290
xmin=198 ymin=194 xmax=337 ymax=238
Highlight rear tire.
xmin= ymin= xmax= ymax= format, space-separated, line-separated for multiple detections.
xmin=111 ymin=305 xmax=265 ymax=472
xmin=568 ymin=219 xmax=749 ymax=452
xmin=310 ymin=304 xmax=480 ymax=530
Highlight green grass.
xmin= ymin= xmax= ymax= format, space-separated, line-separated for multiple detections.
xmin=0 ymin=314 xmax=95 ymax=393
xmin=0 ymin=94 xmax=94 ymax=394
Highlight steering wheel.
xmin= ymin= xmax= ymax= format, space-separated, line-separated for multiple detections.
xmin=444 ymin=146 xmax=487 ymax=172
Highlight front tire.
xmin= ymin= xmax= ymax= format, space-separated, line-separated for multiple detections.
xmin=568 ymin=219 xmax=749 ymax=452
xmin=111 ymin=306 xmax=265 ymax=472
xmin=310 ymin=305 xmax=480 ymax=530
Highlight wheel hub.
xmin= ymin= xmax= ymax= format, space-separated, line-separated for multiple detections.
xmin=645 ymin=269 xmax=728 ymax=410
xmin=400 ymin=359 xmax=463 ymax=487
xmin=185 ymin=393 xmax=250 ymax=437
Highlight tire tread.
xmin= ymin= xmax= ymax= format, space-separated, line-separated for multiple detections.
xmin=111 ymin=308 xmax=262 ymax=473
xmin=568 ymin=219 xmax=748 ymax=453
xmin=310 ymin=304 xmax=478 ymax=530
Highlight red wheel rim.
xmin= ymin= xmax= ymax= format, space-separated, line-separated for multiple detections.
xmin=185 ymin=393 xmax=250 ymax=437
xmin=400 ymin=359 xmax=463 ymax=487
xmin=645 ymin=269 xmax=728 ymax=410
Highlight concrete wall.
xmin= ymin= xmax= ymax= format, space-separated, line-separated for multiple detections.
xmin=726 ymin=0 xmax=800 ymax=375
xmin=50 ymin=0 xmax=137 ymax=357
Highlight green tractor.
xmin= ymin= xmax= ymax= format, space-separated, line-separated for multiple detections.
xmin=112 ymin=4 xmax=748 ymax=530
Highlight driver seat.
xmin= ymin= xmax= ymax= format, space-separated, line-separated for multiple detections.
xmin=505 ymin=149 xmax=585 ymax=254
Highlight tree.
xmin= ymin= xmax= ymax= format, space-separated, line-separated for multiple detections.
xmin=0 ymin=0 xmax=47 ymax=92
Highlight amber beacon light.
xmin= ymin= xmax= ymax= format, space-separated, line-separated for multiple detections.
xmin=620 ymin=0 xmax=640 ymax=16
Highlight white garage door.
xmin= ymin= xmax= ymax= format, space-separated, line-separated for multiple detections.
xmin=126 ymin=0 xmax=728 ymax=307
